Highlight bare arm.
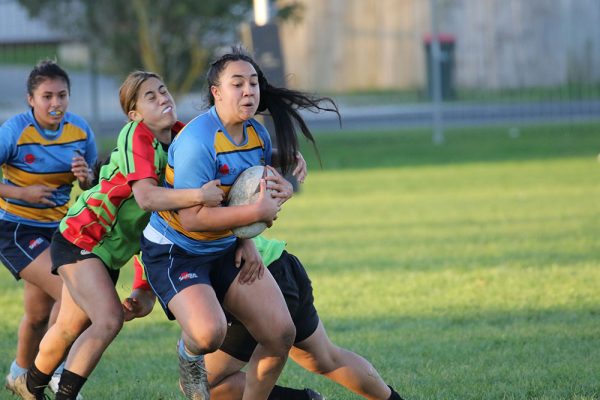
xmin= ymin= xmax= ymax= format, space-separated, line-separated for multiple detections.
xmin=131 ymin=178 xmax=224 ymax=212
xmin=271 ymin=149 xmax=308 ymax=183
xmin=71 ymin=154 xmax=94 ymax=190
xmin=179 ymin=179 xmax=279 ymax=232
xmin=264 ymin=165 xmax=294 ymax=205
xmin=122 ymin=289 xmax=156 ymax=321
xmin=0 ymin=182 xmax=56 ymax=206
xmin=235 ymin=238 xmax=265 ymax=284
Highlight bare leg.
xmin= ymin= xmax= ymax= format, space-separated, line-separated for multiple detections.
xmin=15 ymin=282 xmax=54 ymax=369
xmin=224 ymin=269 xmax=295 ymax=400
xmin=57 ymin=259 xmax=123 ymax=377
xmin=206 ymin=350 xmax=247 ymax=400
xmin=169 ymin=284 xmax=228 ymax=399
xmin=169 ymin=284 xmax=228 ymax=355
xmin=15 ymin=248 xmax=63 ymax=370
xmin=290 ymin=321 xmax=392 ymax=400
xmin=34 ymin=284 xmax=90 ymax=375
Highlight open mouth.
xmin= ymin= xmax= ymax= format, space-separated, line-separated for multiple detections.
xmin=49 ymin=110 xmax=63 ymax=116
xmin=162 ymin=106 xmax=173 ymax=114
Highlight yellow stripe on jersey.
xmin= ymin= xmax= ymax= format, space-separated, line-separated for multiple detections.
xmin=0 ymin=198 xmax=67 ymax=222
xmin=214 ymin=126 xmax=265 ymax=154
xmin=17 ymin=124 xmax=89 ymax=146
xmin=165 ymin=164 xmax=174 ymax=186
xmin=3 ymin=165 xmax=74 ymax=188
xmin=157 ymin=210 xmax=231 ymax=242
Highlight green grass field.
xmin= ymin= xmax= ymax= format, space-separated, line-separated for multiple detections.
xmin=1 ymin=122 xmax=600 ymax=399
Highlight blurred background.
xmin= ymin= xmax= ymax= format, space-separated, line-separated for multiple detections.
xmin=1 ymin=0 xmax=598 ymax=147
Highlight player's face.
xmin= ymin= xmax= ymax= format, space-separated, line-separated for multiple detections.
xmin=212 ymin=60 xmax=260 ymax=124
xmin=28 ymin=78 xmax=69 ymax=131
xmin=130 ymin=77 xmax=177 ymax=134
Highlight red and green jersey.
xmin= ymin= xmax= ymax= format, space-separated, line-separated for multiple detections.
xmin=59 ymin=120 xmax=183 ymax=270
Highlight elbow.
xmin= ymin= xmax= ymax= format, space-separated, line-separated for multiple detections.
xmin=135 ymin=195 xmax=154 ymax=212
xmin=180 ymin=219 xmax=196 ymax=232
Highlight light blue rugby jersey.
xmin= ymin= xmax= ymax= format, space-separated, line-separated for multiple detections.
xmin=148 ymin=106 xmax=272 ymax=254
xmin=0 ymin=109 xmax=97 ymax=227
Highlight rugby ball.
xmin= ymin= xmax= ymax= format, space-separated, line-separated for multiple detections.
xmin=227 ymin=166 xmax=275 ymax=238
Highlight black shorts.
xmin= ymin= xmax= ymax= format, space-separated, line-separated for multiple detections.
xmin=220 ymin=251 xmax=319 ymax=362
xmin=0 ymin=220 xmax=55 ymax=280
xmin=50 ymin=230 xmax=120 ymax=284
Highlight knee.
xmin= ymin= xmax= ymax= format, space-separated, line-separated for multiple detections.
xmin=22 ymin=312 xmax=50 ymax=332
xmin=186 ymin=323 xmax=226 ymax=354
xmin=302 ymin=346 xmax=344 ymax=375
xmin=261 ymin=321 xmax=295 ymax=355
xmin=281 ymin=322 xmax=296 ymax=349
xmin=91 ymin=310 xmax=124 ymax=340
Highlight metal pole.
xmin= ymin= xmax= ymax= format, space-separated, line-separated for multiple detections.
xmin=430 ymin=0 xmax=444 ymax=144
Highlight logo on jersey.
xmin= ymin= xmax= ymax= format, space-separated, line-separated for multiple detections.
xmin=218 ymin=164 xmax=230 ymax=175
xmin=28 ymin=237 xmax=44 ymax=250
xmin=24 ymin=154 xmax=35 ymax=164
xmin=179 ymin=272 xmax=198 ymax=281
xmin=80 ymin=249 xmax=92 ymax=256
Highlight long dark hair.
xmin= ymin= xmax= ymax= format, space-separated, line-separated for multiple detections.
xmin=206 ymin=46 xmax=340 ymax=174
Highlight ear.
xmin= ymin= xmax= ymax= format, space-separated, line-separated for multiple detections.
xmin=128 ymin=109 xmax=143 ymax=122
xmin=27 ymin=94 xmax=34 ymax=108
xmin=211 ymin=85 xmax=220 ymax=101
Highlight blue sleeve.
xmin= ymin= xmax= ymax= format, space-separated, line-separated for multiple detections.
xmin=84 ymin=125 xmax=98 ymax=166
xmin=171 ymin=128 xmax=216 ymax=190
xmin=69 ymin=114 xmax=98 ymax=166
xmin=0 ymin=119 xmax=18 ymax=165
xmin=257 ymin=123 xmax=272 ymax=165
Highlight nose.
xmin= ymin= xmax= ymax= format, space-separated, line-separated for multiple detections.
xmin=52 ymin=95 xmax=63 ymax=107
xmin=158 ymin=92 xmax=170 ymax=104
xmin=243 ymin=83 xmax=256 ymax=97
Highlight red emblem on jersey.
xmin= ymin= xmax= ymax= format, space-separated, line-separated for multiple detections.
xmin=24 ymin=154 xmax=35 ymax=164
xmin=219 ymin=164 xmax=230 ymax=175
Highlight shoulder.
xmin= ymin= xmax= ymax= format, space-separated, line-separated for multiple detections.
xmin=119 ymin=120 xmax=152 ymax=142
xmin=175 ymin=112 xmax=217 ymax=147
xmin=63 ymin=112 xmax=94 ymax=133
xmin=1 ymin=112 xmax=32 ymax=137
xmin=117 ymin=121 xmax=156 ymax=153
xmin=186 ymin=110 xmax=218 ymax=132
xmin=247 ymin=118 xmax=270 ymax=141
xmin=248 ymin=118 xmax=268 ymax=135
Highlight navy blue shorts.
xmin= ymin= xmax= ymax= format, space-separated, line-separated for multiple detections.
xmin=220 ymin=251 xmax=319 ymax=362
xmin=0 ymin=220 xmax=56 ymax=280
xmin=140 ymin=235 xmax=241 ymax=320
